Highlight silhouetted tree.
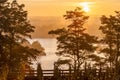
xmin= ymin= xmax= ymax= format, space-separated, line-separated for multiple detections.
xmin=49 ymin=7 xmax=97 ymax=80
xmin=99 ymin=11 xmax=120 ymax=80
xmin=0 ymin=0 xmax=43 ymax=80
xmin=32 ymin=41 xmax=46 ymax=56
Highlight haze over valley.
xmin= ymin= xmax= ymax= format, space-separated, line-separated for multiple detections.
xmin=30 ymin=16 xmax=101 ymax=38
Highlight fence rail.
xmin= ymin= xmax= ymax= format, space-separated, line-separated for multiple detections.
xmin=7 ymin=68 xmax=115 ymax=80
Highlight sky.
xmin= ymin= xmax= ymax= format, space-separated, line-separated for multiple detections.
xmin=9 ymin=0 xmax=120 ymax=38
xmin=15 ymin=0 xmax=120 ymax=16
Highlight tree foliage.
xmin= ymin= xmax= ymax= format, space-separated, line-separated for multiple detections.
xmin=0 ymin=0 xmax=44 ymax=79
xmin=99 ymin=11 xmax=120 ymax=79
xmin=49 ymin=7 xmax=97 ymax=78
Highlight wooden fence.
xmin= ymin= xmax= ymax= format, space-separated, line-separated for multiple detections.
xmin=8 ymin=69 xmax=114 ymax=80
xmin=25 ymin=69 xmax=73 ymax=80
xmin=23 ymin=68 xmax=114 ymax=80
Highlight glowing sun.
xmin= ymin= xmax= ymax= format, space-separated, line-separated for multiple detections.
xmin=80 ymin=2 xmax=90 ymax=12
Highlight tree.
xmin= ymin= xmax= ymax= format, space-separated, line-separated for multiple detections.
xmin=32 ymin=41 xmax=46 ymax=56
xmin=99 ymin=11 xmax=120 ymax=80
xmin=0 ymin=0 xmax=43 ymax=80
xmin=49 ymin=7 xmax=97 ymax=79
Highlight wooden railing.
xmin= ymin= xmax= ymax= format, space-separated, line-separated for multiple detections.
xmin=7 ymin=69 xmax=114 ymax=80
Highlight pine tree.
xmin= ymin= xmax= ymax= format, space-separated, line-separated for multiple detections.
xmin=49 ymin=7 xmax=97 ymax=80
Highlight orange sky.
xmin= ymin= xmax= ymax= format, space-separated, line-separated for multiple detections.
xmin=9 ymin=0 xmax=120 ymax=38
xmin=15 ymin=0 xmax=120 ymax=16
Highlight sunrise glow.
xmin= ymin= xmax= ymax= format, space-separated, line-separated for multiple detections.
xmin=79 ymin=2 xmax=91 ymax=12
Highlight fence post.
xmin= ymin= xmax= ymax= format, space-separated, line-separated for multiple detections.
xmin=69 ymin=64 xmax=71 ymax=80
xmin=54 ymin=62 xmax=59 ymax=79
xmin=84 ymin=62 xmax=87 ymax=80
xmin=37 ymin=63 xmax=43 ymax=80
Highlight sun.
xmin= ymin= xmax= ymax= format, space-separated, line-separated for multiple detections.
xmin=80 ymin=2 xmax=90 ymax=12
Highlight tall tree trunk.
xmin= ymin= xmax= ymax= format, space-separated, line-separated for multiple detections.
xmin=114 ymin=34 xmax=120 ymax=80
xmin=0 ymin=64 xmax=9 ymax=80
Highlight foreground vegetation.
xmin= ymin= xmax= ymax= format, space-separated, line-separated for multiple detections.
xmin=0 ymin=0 xmax=120 ymax=80
xmin=49 ymin=7 xmax=120 ymax=80
xmin=0 ymin=0 xmax=44 ymax=80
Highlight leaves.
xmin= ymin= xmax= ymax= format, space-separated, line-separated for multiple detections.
xmin=0 ymin=1 xmax=44 ymax=78
xmin=56 ymin=59 xmax=71 ymax=65
xmin=99 ymin=11 xmax=120 ymax=72
xmin=49 ymin=7 xmax=97 ymax=69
